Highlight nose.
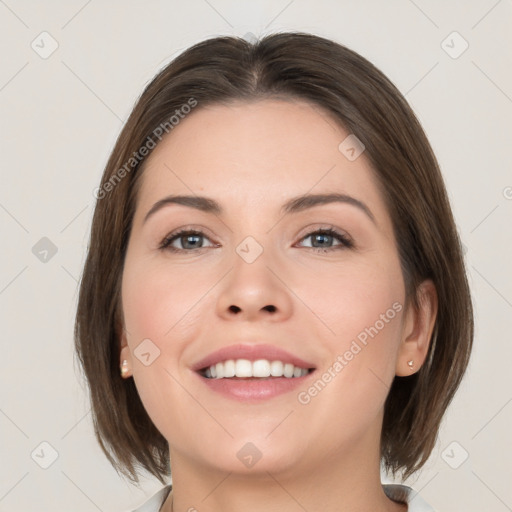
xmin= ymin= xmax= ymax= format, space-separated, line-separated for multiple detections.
xmin=215 ymin=249 xmax=293 ymax=322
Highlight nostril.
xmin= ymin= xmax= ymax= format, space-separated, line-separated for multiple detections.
xmin=228 ymin=305 xmax=241 ymax=313
xmin=263 ymin=305 xmax=276 ymax=312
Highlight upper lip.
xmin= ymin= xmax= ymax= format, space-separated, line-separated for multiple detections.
xmin=191 ymin=344 xmax=316 ymax=372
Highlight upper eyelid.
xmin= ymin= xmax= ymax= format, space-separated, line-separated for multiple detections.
xmin=296 ymin=224 xmax=350 ymax=239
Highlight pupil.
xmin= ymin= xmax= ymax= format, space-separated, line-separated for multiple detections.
xmin=313 ymin=234 xmax=331 ymax=247
xmin=183 ymin=235 xmax=201 ymax=249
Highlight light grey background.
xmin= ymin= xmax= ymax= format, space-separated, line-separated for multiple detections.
xmin=1 ymin=1 xmax=511 ymax=511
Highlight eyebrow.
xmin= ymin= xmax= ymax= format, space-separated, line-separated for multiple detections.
xmin=143 ymin=193 xmax=375 ymax=224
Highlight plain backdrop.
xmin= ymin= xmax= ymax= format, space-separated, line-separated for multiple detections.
xmin=1 ymin=1 xmax=511 ymax=511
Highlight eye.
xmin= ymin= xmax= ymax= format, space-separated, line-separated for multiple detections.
xmin=159 ymin=229 xmax=216 ymax=252
xmin=159 ymin=227 xmax=353 ymax=253
xmin=297 ymin=228 xmax=353 ymax=252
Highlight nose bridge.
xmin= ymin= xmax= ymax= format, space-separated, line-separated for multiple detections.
xmin=215 ymin=236 xmax=293 ymax=321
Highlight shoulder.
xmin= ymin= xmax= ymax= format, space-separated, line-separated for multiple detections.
xmin=383 ymin=484 xmax=436 ymax=511
xmin=130 ymin=485 xmax=172 ymax=512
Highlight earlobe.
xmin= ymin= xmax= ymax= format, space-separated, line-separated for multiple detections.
xmin=120 ymin=357 xmax=131 ymax=378
xmin=396 ymin=280 xmax=438 ymax=376
xmin=119 ymin=343 xmax=133 ymax=378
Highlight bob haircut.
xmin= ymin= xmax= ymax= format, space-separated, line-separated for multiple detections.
xmin=74 ymin=32 xmax=473 ymax=484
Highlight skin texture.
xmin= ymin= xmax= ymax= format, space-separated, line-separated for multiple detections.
xmin=119 ymin=99 xmax=437 ymax=512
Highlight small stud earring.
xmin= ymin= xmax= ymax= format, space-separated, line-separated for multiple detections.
xmin=407 ymin=360 xmax=414 ymax=370
xmin=120 ymin=360 xmax=129 ymax=377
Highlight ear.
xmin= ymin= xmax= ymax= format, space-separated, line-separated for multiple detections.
xmin=117 ymin=310 xmax=133 ymax=379
xmin=396 ymin=279 xmax=438 ymax=376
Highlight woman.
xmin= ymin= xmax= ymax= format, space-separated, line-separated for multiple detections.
xmin=75 ymin=32 xmax=473 ymax=512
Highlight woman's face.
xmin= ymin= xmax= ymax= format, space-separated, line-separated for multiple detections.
xmin=120 ymin=99 xmax=410 ymax=476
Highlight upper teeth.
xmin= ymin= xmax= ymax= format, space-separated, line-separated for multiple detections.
xmin=204 ymin=359 xmax=310 ymax=379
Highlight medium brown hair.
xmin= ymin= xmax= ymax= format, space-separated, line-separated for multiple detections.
xmin=74 ymin=32 xmax=473 ymax=483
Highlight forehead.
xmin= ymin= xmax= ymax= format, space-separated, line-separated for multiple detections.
xmin=134 ymin=99 xmax=387 ymax=221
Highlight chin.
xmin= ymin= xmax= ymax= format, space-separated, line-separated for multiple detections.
xmin=179 ymin=433 xmax=308 ymax=476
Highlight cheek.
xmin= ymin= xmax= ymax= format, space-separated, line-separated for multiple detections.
xmin=293 ymin=255 xmax=404 ymax=345
xmin=121 ymin=258 xmax=211 ymax=343
xmin=121 ymin=259 xmax=212 ymax=440
xmin=293 ymin=257 xmax=405 ymax=414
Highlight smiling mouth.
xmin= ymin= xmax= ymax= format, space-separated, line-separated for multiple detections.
xmin=199 ymin=358 xmax=315 ymax=379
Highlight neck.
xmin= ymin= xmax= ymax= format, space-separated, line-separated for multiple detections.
xmin=161 ymin=434 xmax=406 ymax=512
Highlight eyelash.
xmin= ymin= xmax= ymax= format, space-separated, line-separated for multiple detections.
xmin=158 ymin=227 xmax=354 ymax=253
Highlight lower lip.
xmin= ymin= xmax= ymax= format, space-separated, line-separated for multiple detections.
xmin=196 ymin=372 xmax=314 ymax=401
